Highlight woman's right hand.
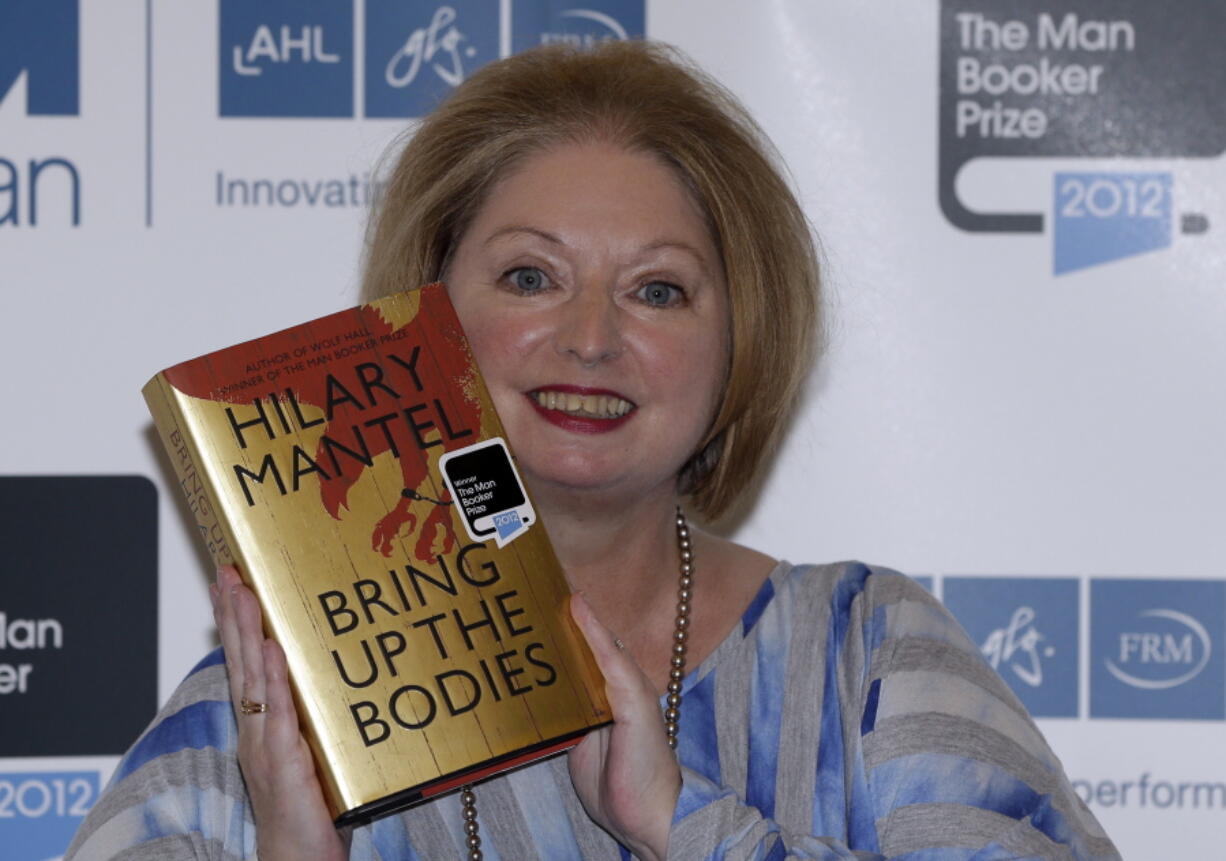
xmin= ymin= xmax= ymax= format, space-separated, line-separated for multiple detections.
xmin=212 ymin=566 xmax=350 ymax=861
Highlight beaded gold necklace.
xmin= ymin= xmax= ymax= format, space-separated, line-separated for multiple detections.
xmin=458 ymin=506 xmax=694 ymax=860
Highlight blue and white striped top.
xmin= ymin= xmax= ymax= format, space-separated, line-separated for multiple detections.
xmin=67 ymin=562 xmax=1119 ymax=860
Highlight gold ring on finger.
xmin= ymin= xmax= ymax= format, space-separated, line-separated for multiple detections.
xmin=239 ymin=697 xmax=269 ymax=716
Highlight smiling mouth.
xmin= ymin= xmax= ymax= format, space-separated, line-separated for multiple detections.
xmin=531 ymin=390 xmax=635 ymax=419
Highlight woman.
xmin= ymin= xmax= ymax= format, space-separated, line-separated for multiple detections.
xmin=68 ymin=42 xmax=1118 ymax=860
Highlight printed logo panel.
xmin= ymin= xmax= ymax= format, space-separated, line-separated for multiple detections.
xmin=219 ymin=0 xmax=354 ymax=118
xmin=937 ymin=0 xmax=1223 ymax=272
xmin=0 ymin=0 xmax=83 ymax=229
xmin=1091 ymin=578 xmax=1225 ymax=719
xmin=0 ymin=0 xmax=79 ymax=116
xmin=511 ymin=0 xmax=645 ymax=53
xmin=0 ymin=770 xmax=101 ymax=861
xmin=944 ymin=577 xmax=1079 ymax=717
xmin=0 ymin=476 xmax=158 ymax=755
xmin=364 ymin=1 xmax=500 ymax=118
xmin=1053 ymin=172 xmax=1172 ymax=273
xmin=215 ymin=2 xmax=646 ymax=119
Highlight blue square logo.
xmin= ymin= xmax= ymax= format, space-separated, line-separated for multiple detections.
xmin=220 ymin=0 xmax=354 ymax=118
xmin=0 ymin=771 xmax=102 ymax=861
xmin=1053 ymin=172 xmax=1173 ymax=275
xmin=943 ymin=577 xmax=1079 ymax=718
xmin=1091 ymin=579 xmax=1225 ymax=720
xmin=511 ymin=1 xmax=645 ymax=54
xmin=0 ymin=0 xmax=79 ymax=116
xmin=364 ymin=1 xmax=500 ymax=118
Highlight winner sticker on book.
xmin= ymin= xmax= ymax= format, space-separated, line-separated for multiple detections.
xmin=440 ymin=438 xmax=534 ymax=547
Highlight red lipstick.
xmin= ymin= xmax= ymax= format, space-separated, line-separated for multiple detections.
xmin=525 ymin=385 xmax=636 ymax=435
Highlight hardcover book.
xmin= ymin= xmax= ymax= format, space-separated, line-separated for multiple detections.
xmin=143 ymin=283 xmax=611 ymax=825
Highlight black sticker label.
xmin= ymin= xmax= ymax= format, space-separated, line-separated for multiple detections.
xmin=439 ymin=438 xmax=534 ymax=547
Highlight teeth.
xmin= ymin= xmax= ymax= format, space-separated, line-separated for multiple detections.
xmin=533 ymin=391 xmax=633 ymax=418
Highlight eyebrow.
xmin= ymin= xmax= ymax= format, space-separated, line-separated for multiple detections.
xmin=483 ymin=226 xmax=717 ymax=278
xmin=482 ymin=226 xmax=563 ymax=247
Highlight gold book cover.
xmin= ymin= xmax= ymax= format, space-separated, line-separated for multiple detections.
xmin=143 ymin=283 xmax=611 ymax=826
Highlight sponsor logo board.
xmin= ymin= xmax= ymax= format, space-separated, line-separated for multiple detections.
xmin=511 ymin=1 xmax=645 ymax=53
xmin=219 ymin=2 xmax=644 ymax=120
xmin=220 ymin=0 xmax=354 ymax=117
xmin=1091 ymin=578 xmax=1224 ymax=719
xmin=0 ymin=0 xmax=79 ymax=117
xmin=0 ymin=0 xmax=82 ymax=228
xmin=364 ymin=0 xmax=499 ymax=118
xmin=944 ymin=577 xmax=1079 ymax=717
xmin=0 ymin=476 xmax=159 ymax=755
xmin=938 ymin=0 xmax=1223 ymax=272
xmin=0 ymin=770 xmax=102 ymax=861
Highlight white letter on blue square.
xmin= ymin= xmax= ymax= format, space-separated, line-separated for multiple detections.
xmin=943 ymin=577 xmax=1079 ymax=718
xmin=1091 ymin=578 xmax=1225 ymax=720
xmin=364 ymin=1 xmax=500 ymax=118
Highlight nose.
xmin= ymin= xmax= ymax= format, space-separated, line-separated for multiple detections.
xmin=554 ymin=287 xmax=624 ymax=367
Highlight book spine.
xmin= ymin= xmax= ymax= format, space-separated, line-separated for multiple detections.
xmin=142 ymin=376 xmax=241 ymax=570
xmin=142 ymin=373 xmax=355 ymax=818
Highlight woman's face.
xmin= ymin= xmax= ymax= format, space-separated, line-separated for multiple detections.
xmin=445 ymin=140 xmax=729 ymax=507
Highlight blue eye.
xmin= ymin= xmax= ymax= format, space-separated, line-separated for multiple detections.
xmin=637 ymin=281 xmax=684 ymax=307
xmin=506 ymin=267 xmax=550 ymax=293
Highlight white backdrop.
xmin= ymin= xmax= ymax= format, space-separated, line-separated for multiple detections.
xmin=2 ymin=2 xmax=1224 ymax=858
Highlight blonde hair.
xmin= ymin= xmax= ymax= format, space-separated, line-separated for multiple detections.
xmin=362 ymin=41 xmax=820 ymax=519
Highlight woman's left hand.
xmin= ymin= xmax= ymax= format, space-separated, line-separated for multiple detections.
xmin=567 ymin=594 xmax=681 ymax=861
